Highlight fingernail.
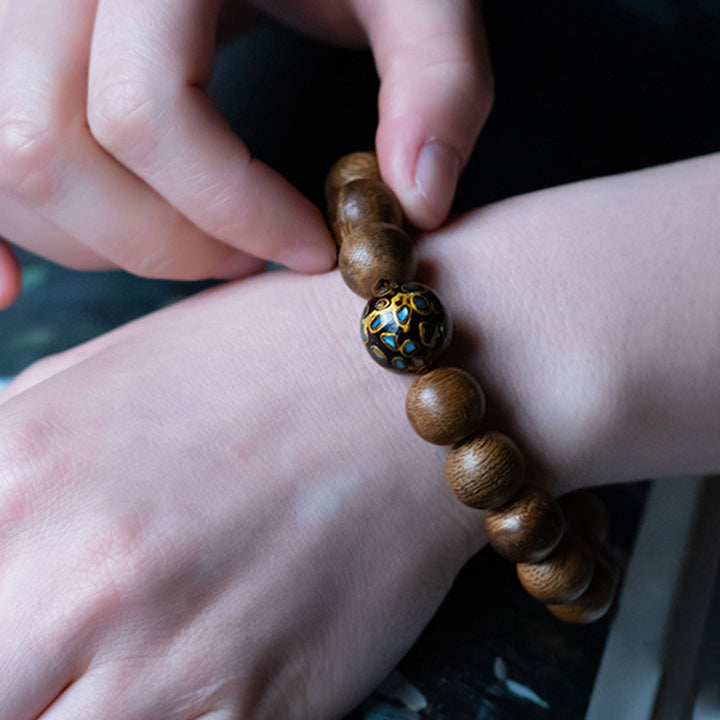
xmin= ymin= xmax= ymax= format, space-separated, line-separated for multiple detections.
xmin=213 ymin=252 xmax=267 ymax=279
xmin=415 ymin=140 xmax=461 ymax=224
xmin=280 ymin=242 xmax=337 ymax=274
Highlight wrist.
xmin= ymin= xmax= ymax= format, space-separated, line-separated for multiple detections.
xmin=416 ymin=206 xmax=615 ymax=496
xmin=419 ymin=153 xmax=720 ymax=490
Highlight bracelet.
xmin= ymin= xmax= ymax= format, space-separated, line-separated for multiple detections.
xmin=325 ymin=151 xmax=619 ymax=623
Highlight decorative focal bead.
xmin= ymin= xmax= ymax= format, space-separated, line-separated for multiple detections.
xmin=330 ymin=179 xmax=404 ymax=246
xmin=559 ymin=489 xmax=610 ymax=542
xmin=325 ymin=151 xmax=381 ymax=205
xmin=485 ymin=485 xmax=564 ymax=563
xmin=444 ymin=431 xmax=523 ymax=509
xmin=406 ymin=367 xmax=486 ymax=446
xmin=339 ymin=223 xmax=417 ymax=298
xmin=517 ymin=531 xmax=594 ymax=604
xmin=361 ymin=281 xmax=452 ymax=373
xmin=546 ymin=552 xmax=618 ymax=624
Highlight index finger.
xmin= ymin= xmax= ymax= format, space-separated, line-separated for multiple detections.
xmin=88 ymin=0 xmax=337 ymax=273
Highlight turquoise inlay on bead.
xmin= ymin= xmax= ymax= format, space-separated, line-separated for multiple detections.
xmin=371 ymin=316 xmax=383 ymax=330
xmin=397 ymin=306 xmax=409 ymax=322
xmin=393 ymin=358 xmax=406 ymax=369
xmin=405 ymin=342 xmax=416 ymax=353
xmin=381 ymin=334 xmax=397 ymax=349
xmin=361 ymin=326 xmax=367 ymax=341
xmin=403 ymin=283 xmax=420 ymax=291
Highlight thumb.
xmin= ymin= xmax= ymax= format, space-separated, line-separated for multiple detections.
xmin=354 ymin=0 xmax=493 ymax=229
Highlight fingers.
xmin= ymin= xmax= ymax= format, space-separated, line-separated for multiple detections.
xmin=88 ymin=0 xmax=336 ymax=273
xmin=0 ymin=238 xmax=21 ymax=308
xmin=0 ymin=1 xmax=294 ymax=281
xmin=354 ymin=0 xmax=494 ymax=229
xmin=0 ymin=192 xmax=114 ymax=272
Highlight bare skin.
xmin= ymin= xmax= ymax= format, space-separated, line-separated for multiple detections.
xmin=0 ymin=0 xmax=492 ymax=301
xmin=1 ymin=153 xmax=719 ymax=719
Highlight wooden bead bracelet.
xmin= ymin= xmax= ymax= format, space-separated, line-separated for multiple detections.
xmin=325 ymin=152 xmax=619 ymax=624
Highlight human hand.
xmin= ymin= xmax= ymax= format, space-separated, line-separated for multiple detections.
xmin=251 ymin=0 xmax=494 ymax=229
xmin=8 ymin=151 xmax=717 ymax=719
xmin=0 ymin=269 xmax=485 ymax=720
xmin=0 ymin=0 xmax=492 ymax=309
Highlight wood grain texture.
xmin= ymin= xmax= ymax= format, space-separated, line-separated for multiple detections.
xmin=559 ymin=489 xmax=610 ymax=542
xmin=339 ymin=223 xmax=417 ymax=298
xmin=517 ymin=530 xmax=594 ymax=604
xmin=325 ymin=151 xmax=381 ymax=206
xmin=485 ymin=485 xmax=565 ymax=563
xmin=406 ymin=367 xmax=486 ymax=445
xmin=330 ymin=179 xmax=404 ymax=247
xmin=444 ymin=431 xmax=523 ymax=509
xmin=546 ymin=550 xmax=618 ymax=624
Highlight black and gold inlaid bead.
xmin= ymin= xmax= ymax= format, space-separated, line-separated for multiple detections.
xmin=360 ymin=281 xmax=452 ymax=373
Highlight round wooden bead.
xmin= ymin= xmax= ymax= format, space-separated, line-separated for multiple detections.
xmin=406 ymin=368 xmax=486 ymax=446
xmin=330 ymin=179 xmax=404 ymax=247
xmin=546 ymin=551 xmax=618 ymax=624
xmin=361 ymin=281 xmax=452 ymax=373
xmin=485 ymin=485 xmax=565 ymax=563
xmin=339 ymin=223 xmax=417 ymax=299
xmin=325 ymin=151 xmax=381 ymax=205
xmin=558 ymin=489 xmax=610 ymax=542
xmin=445 ymin=432 xmax=523 ymax=509
xmin=517 ymin=530 xmax=594 ymax=604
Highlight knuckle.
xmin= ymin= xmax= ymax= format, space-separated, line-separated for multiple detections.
xmin=88 ymin=77 xmax=156 ymax=158
xmin=0 ymin=118 xmax=59 ymax=205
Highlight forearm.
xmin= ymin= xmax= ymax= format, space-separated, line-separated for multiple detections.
xmin=419 ymin=152 xmax=720 ymax=488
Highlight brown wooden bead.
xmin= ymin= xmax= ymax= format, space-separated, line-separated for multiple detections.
xmin=407 ymin=368 xmax=486 ymax=446
xmin=330 ymin=179 xmax=404 ymax=247
xmin=325 ymin=151 xmax=381 ymax=205
xmin=485 ymin=485 xmax=564 ymax=563
xmin=517 ymin=530 xmax=594 ymax=604
xmin=445 ymin=431 xmax=523 ymax=509
xmin=339 ymin=223 xmax=417 ymax=298
xmin=559 ymin=489 xmax=610 ymax=542
xmin=546 ymin=551 xmax=618 ymax=624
